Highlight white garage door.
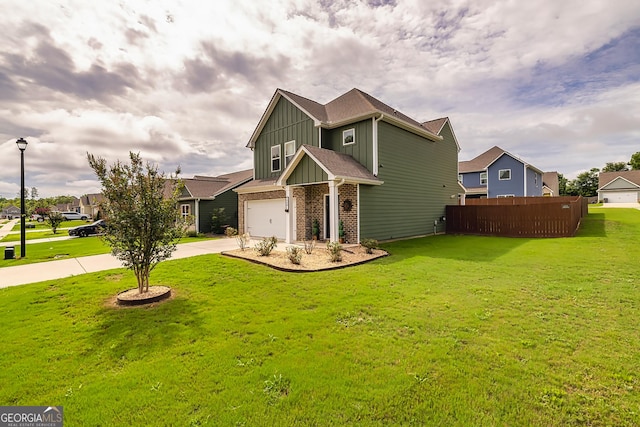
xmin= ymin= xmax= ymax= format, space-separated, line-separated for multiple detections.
xmin=605 ymin=192 xmax=638 ymax=203
xmin=246 ymin=199 xmax=286 ymax=239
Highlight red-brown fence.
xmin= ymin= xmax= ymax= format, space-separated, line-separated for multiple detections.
xmin=446 ymin=196 xmax=587 ymax=237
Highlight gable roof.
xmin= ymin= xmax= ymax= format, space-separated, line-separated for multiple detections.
xmin=598 ymin=170 xmax=640 ymax=189
xmin=248 ymin=88 xmax=444 ymax=148
xmin=175 ymin=169 xmax=253 ymax=199
xmin=459 ymin=146 xmax=543 ymax=174
xmin=276 ymin=145 xmax=382 ymax=186
xmin=543 ymin=172 xmax=559 ymax=196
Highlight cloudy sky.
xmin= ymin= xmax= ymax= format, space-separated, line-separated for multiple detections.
xmin=1 ymin=0 xmax=639 ymax=198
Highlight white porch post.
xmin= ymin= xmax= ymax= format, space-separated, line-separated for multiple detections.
xmin=329 ymin=180 xmax=339 ymax=242
xmin=195 ymin=199 xmax=200 ymax=233
xmin=285 ymin=185 xmax=292 ymax=244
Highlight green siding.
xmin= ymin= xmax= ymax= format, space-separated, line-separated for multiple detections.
xmin=287 ymin=155 xmax=328 ymax=185
xmin=254 ymin=97 xmax=318 ymax=179
xmin=325 ymin=120 xmax=373 ymax=170
xmin=198 ymin=190 xmax=241 ymax=233
xmin=359 ymin=121 xmax=459 ymax=241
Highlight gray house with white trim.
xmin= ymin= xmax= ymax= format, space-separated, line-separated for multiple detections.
xmin=235 ymin=88 xmax=462 ymax=243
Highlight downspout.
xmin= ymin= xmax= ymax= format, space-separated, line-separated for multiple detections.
xmin=318 ymin=126 xmax=322 ymax=148
xmin=523 ymin=164 xmax=527 ymax=196
xmin=373 ymin=114 xmax=384 ymax=176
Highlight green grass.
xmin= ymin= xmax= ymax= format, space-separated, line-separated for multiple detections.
xmin=0 ymin=235 xmax=216 ymax=267
xmin=9 ymin=219 xmax=88 ymax=232
xmin=1 ymin=207 xmax=639 ymax=426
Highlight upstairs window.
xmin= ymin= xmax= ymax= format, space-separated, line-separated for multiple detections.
xmin=284 ymin=141 xmax=295 ymax=167
xmin=343 ymin=128 xmax=355 ymax=145
xmin=480 ymin=172 xmax=487 ymax=185
xmin=271 ymin=145 xmax=281 ymax=172
xmin=458 ymin=174 xmax=463 ymax=183
xmin=499 ymin=169 xmax=511 ymax=180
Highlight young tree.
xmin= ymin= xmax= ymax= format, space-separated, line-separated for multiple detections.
xmin=88 ymin=152 xmax=186 ymax=294
xmin=629 ymin=152 xmax=640 ymax=170
xmin=47 ymin=212 xmax=64 ymax=234
xmin=557 ymin=173 xmax=569 ymax=196
xmin=601 ymin=162 xmax=629 ymax=172
xmin=30 ymin=187 xmax=39 ymax=200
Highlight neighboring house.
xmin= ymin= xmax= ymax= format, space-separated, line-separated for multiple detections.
xmin=1 ymin=205 xmax=21 ymax=219
xmin=542 ymin=172 xmax=560 ymax=197
xmin=235 ymin=88 xmax=461 ymax=243
xmin=54 ymin=197 xmax=80 ymax=213
xmin=176 ymin=170 xmax=253 ymax=233
xmin=597 ymin=170 xmax=640 ymax=203
xmin=458 ymin=146 xmax=544 ymax=198
xmin=80 ymin=193 xmax=104 ymax=218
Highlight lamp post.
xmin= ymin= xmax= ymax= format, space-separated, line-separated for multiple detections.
xmin=16 ymin=137 xmax=28 ymax=258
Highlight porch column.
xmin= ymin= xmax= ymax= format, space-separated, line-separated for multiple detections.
xmin=195 ymin=199 xmax=200 ymax=233
xmin=285 ymin=185 xmax=292 ymax=244
xmin=328 ymin=180 xmax=339 ymax=243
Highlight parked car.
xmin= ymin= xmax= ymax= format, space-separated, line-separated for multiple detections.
xmin=68 ymin=220 xmax=106 ymax=237
xmin=30 ymin=214 xmax=45 ymax=222
xmin=60 ymin=211 xmax=89 ymax=221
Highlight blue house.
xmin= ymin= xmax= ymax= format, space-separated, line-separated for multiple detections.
xmin=458 ymin=146 xmax=544 ymax=198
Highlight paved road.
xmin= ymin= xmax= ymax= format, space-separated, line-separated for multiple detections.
xmin=0 ymin=238 xmax=245 ymax=289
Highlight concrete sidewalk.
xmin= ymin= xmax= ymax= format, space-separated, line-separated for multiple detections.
xmin=0 ymin=219 xmax=18 ymax=240
xmin=0 ymin=238 xmax=245 ymax=289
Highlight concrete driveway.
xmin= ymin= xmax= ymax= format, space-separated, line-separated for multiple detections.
xmin=0 ymin=238 xmax=246 ymax=289
xmin=599 ymin=203 xmax=640 ymax=209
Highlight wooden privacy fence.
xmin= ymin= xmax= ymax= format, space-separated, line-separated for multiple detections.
xmin=446 ymin=196 xmax=588 ymax=237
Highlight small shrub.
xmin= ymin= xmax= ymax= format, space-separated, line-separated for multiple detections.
xmin=211 ymin=208 xmax=228 ymax=234
xmin=360 ymin=238 xmax=378 ymax=254
xmin=236 ymin=233 xmax=250 ymax=251
xmin=225 ymin=227 xmax=238 ymax=238
xmin=255 ymin=236 xmax=278 ymax=256
xmin=286 ymin=246 xmax=303 ymax=265
xmin=186 ymin=230 xmax=199 ymax=238
xmin=47 ymin=212 xmax=64 ymax=234
xmin=327 ymin=241 xmax=342 ymax=262
xmin=303 ymin=239 xmax=315 ymax=254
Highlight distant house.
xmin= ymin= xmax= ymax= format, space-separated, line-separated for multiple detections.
xmin=80 ymin=193 xmax=104 ymax=218
xmin=235 ymin=87 xmax=461 ymax=243
xmin=54 ymin=197 xmax=80 ymax=213
xmin=458 ymin=146 xmax=544 ymax=198
xmin=1 ymin=205 xmax=21 ymax=219
xmin=176 ymin=170 xmax=253 ymax=233
xmin=542 ymin=172 xmax=560 ymax=197
xmin=597 ymin=170 xmax=640 ymax=203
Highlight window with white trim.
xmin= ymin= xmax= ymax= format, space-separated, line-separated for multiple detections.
xmin=284 ymin=140 xmax=295 ymax=167
xmin=271 ymin=144 xmax=281 ymax=172
xmin=497 ymin=194 xmax=515 ymax=198
xmin=458 ymin=174 xmax=463 ymax=183
xmin=480 ymin=172 xmax=487 ymax=185
xmin=180 ymin=204 xmax=190 ymax=218
xmin=499 ymin=169 xmax=511 ymax=180
xmin=343 ymin=128 xmax=355 ymax=145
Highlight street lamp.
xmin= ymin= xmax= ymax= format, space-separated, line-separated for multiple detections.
xmin=16 ymin=137 xmax=28 ymax=258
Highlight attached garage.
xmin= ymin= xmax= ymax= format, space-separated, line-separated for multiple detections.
xmin=246 ymin=199 xmax=286 ymax=239
xmin=603 ymin=191 xmax=638 ymax=203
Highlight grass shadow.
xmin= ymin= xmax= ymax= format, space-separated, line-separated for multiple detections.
xmin=576 ymin=212 xmax=606 ymax=237
xmin=89 ymin=296 xmax=207 ymax=363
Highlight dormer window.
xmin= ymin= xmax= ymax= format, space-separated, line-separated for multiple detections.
xmin=343 ymin=128 xmax=355 ymax=145
xmin=284 ymin=141 xmax=295 ymax=167
xmin=271 ymin=145 xmax=281 ymax=172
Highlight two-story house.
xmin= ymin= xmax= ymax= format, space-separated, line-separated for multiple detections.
xmin=458 ymin=146 xmax=544 ymax=198
xmin=235 ymin=88 xmax=462 ymax=244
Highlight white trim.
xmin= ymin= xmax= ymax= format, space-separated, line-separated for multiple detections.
xmin=180 ymin=203 xmax=190 ymax=218
xmin=271 ymin=144 xmax=281 ymax=172
xmin=499 ymin=169 xmax=511 ymax=180
xmin=318 ymin=126 xmax=322 ymax=148
xmin=480 ymin=172 xmax=487 ymax=185
xmin=342 ymin=128 xmax=355 ymax=146
xmin=356 ymin=184 xmax=360 ymax=243
xmin=497 ymin=194 xmax=515 ymax=198
xmin=284 ymin=140 xmax=296 ymax=167
xmin=373 ymin=115 xmax=382 ymax=176
xmin=195 ymin=199 xmax=200 ymax=233
xmin=598 ymin=175 xmax=640 ymax=191
xmin=285 ymin=186 xmax=292 ymax=243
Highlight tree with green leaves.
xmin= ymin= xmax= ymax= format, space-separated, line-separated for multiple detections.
xmin=47 ymin=212 xmax=64 ymax=234
xmin=88 ymin=152 xmax=186 ymax=294
xmin=557 ymin=173 xmax=569 ymax=196
xmin=601 ymin=162 xmax=629 ymax=172
xmin=629 ymin=152 xmax=640 ymax=170
xmin=567 ymin=168 xmax=600 ymax=197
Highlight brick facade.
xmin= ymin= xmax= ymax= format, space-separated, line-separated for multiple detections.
xmin=240 ymin=183 xmax=359 ymax=243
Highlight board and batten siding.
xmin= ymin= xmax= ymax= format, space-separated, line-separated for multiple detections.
xmin=324 ymin=120 xmax=374 ymax=171
xmin=359 ymin=121 xmax=459 ymax=241
xmin=198 ymin=190 xmax=241 ymax=232
xmin=287 ymin=155 xmax=328 ymax=185
xmin=254 ymin=98 xmax=318 ymax=180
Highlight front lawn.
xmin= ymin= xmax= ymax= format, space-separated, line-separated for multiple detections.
xmin=0 ymin=207 xmax=638 ymax=425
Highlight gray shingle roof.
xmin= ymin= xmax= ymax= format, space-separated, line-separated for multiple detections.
xmin=302 ymin=145 xmax=380 ymax=183
xmin=459 ymin=146 xmax=506 ymax=173
xmin=598 ymin=170 xmax=640 ymax=188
